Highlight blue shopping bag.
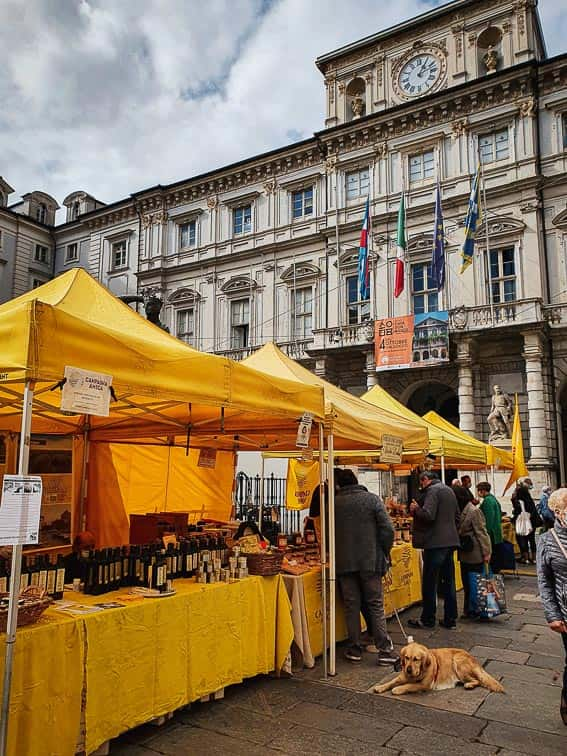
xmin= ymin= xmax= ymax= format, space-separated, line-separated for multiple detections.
xmin=468 ymin=566 xmax=507 ymax=619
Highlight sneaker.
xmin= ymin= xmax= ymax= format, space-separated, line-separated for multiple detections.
xmin=377 ymin=646 xmax=399 ymax=666
xmin=439 ymin=619 xmax=457 ymax=629
xmin=365 ymin=643 xmax=379 ymax=654
xmin=344 ymin=647 xmax=362 ymax=662
xmin=408 ymin=618 xmax=434 ymax=629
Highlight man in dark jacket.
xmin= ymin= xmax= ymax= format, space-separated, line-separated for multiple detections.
xmin=334 ymin=468 xmax=396 ymax=665
xmin=408 ymin=471 xmax=461 ymax=629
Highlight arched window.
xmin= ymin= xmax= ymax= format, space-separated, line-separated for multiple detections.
xmin=413 ymin=352 xmax=420 ymax=362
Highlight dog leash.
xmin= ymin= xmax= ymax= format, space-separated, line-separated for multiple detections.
xmin=384 ymin=570 xmax=414 ymax=659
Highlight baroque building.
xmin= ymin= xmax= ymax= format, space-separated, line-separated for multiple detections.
xmin=5 ymin=0 xmax=567 ymax=489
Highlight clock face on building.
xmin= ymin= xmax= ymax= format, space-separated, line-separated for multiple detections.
xmin=398 ymin=53 xmax=442 ymax=97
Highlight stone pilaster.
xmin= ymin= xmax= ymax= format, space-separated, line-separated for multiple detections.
xmin=456 ymin=337 xmax=476 ymax=437
xmin=522 ymin=330 xmax=549 ymax=464
xmin=365 ymin=349 xmax=378 ymax=388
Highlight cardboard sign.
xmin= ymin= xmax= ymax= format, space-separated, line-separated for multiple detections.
xmin=296 ymin=412 xmax=313 ymax=449
xmin=379 ymin=434 xmax=403 ymax=464
xmin=0 ymin=475 xmax=42 ymax=545
xmin=61 ymin=366 xmax=112 ymax=416
xmin=197 ymin=448 xmax=217 ymax=469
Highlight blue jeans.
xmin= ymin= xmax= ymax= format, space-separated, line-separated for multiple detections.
xmin=421 ymin=547 xmax=457 ymax=626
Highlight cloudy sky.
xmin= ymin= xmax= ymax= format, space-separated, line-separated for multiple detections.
xmin=2 ymin=0 xmax=566 ymax=220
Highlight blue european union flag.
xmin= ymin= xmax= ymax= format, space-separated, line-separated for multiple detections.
xmin=460 ymin=166 xmax=482 ymax=274
xmin=431 ymin=183 xmax=445 ymax=291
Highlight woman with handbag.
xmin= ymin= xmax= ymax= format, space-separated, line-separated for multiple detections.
xmin=536 ymin=488 xmax=567 ymax=726
xmin=512 ymin=477 xmax=542 ymax=564
xmin=457 ymin=497 xmax=492 ymax=619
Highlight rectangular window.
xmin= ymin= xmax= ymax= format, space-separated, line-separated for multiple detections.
xmin=346 ymin=274 xmax=370 ymax=325
xmin=34 ymin=245 xmax=49 ymax=264
xmin=230 ymin=298 xmax=250 ymax=348
xmin=31 ymin=278 xmax=44 ymax=289
xmin=176 ymin=308 xmax=195 ymax=345
xmin=112 ymin=240 xmax=128 ymax=269
xmin=292 ymin=188 xmax=314 ymax=219
xmin=179 ymin=221 xmax=196 ymax=249
xmin=292 ymin=287 xmax=313 ymax=338
xmin=479 ymin=129 xmax=509 ymax=164
xmin=489 ymin=247 xmax=516 ymax=303
xmin=233 ymin=205 xmax=252 ymax=235
xmin=562 ymin=113 xmax=567 ymax=150
xmin=409 ymin=150 xmax=435 ymax=184
xmin=346 ymin=169 xmax=370 ymax=201
xmin=411 ymin=263 xmax=439 ymax=314
xmin=65 ymin=243 xmax=78 ymax=262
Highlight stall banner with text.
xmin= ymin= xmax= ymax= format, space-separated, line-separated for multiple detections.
xmin=375 ymin=311 xmax=449 ymax=371
xmin=285 ymin=458 xmax=319 ymax=511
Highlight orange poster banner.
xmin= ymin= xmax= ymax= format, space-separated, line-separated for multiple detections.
xmin=375 ymin=316 xmax=414 ymax=371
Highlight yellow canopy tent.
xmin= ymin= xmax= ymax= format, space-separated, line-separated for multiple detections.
xmin=362 ymin=385 xmax=487 ymax=468
xmin=423 ymin=411 xmax=514 ymax=470
xmin=243 ymin=343 xmax=429 ymax=454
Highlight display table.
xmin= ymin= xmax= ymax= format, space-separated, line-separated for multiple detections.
xmin=0 ymin=575 xmax=293 ymax=756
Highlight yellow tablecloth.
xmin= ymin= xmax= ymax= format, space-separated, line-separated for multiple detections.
xmin=0 ymin=574 xmax=293 ymax=756
xmin=502 ymin=520 xmax=520 ymax=555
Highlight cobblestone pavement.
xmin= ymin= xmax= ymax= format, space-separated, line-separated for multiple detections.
xmin=114 ymin=574 xmax=565 ymax=755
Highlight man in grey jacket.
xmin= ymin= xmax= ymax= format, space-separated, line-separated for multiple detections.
xmin=334 ymin=469 xmax=397 ymax=665
xmin=408 ymin=471 xmax=461 ymax=630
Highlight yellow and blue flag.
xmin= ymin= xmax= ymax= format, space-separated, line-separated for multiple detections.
xmin=460 ymin=165 xmax=482 ymax=274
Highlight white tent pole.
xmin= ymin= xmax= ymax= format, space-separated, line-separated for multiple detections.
xmin=491 ymin=464 xmax=496 ymax=491
xmin=258 ymin=454 xmax=265 ymax=532
xmin=327 ymin=433 xmax=337 ymax=676
xmin=318 ymin=423 xmax=328 ymax=680
xmin=0 ymin=380 xmax=34 ymax=756
xmin=441 ymin=454 xmax=446 ymax=484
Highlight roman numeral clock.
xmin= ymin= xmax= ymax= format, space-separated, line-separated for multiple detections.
xmin=392 ymin=42 xmax=447 ymax=101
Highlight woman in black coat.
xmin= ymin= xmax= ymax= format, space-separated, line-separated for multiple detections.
xmin=512 ymin=477 xmax=542 ymax=564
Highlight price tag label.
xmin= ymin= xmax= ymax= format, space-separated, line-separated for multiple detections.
xmin=296 ymin=412 xmax=313 ymax=449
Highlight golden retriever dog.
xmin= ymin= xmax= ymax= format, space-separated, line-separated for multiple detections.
xmin=373 ymin=641 xmax=504 ymax=696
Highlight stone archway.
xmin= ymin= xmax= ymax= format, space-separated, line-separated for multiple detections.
xmin=406 ymin=381 xmax=459 ymax=428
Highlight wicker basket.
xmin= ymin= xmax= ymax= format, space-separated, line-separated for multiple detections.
xmin=246 ymin=550 xmax=284 ymax=577
xmin=0 ymin=586 xmax=52 ymax=633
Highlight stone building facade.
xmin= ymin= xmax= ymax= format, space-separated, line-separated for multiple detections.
xmin=5 ymin=0 xmax=567 ymax=489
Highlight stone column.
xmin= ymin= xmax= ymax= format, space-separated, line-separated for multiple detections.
xmin=365 ymin=349 xmax=378 ymax=388
xmin=522 ymin=330 xmax=548 ymax=464
xmin=456 ymin=337 xmax=476 ymax=437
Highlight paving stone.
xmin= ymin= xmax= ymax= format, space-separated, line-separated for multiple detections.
xmin=265 ymin=725 xmax=395 ymax=755
xmin=374 ymin=677 xmax=491 ymax=716
xmin=177 ymin=702 xmax=291 ymax=744
xmin=479 ymin=720 xmax=567 ymax=756
xmin=339 ymin=690 xmax=487 ymax=739
xmin=224 ymin=676 xmax=352 ymax=715
xmin=475 ymin=676 xmax=565 ymax=735
xmin=279 ymin=701 xmax=403 ymax=744
xmin=434 ymin=632 xmax=511 ymax=650
xmin=144 ymin=724 xmax=269 ymax=755
xmin=509 ymin=635 xmax=564 ymax=657
xmin=520 ymin=623 xmax=555 ymax=635
xmin=468 ymin=646 xmax=530 ymax=664
xmin=111 ymin=744 xmax=162 ymax=756
xmin=526 ymin=651 xmax=564 ymax=670
xmin=484 ymin=660 xmax=562 ymax=686
xmin=385 ymin=725 xmax=497 ymax=755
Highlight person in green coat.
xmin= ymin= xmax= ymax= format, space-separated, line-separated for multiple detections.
xmin=477 ymin=482 xmax=504 ymax=572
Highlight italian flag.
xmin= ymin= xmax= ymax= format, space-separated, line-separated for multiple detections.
xmin=394 ymin=192 xmax=406 ymax=298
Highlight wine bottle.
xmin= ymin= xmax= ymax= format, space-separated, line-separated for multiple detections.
xmin=0 ymin=559 xmax=7 ymax=595
xmin=84 ymin=553 xmax=97 ymax=595
xmin=121 ymin=546 xmax=130 ymax=587
xmin=113 ymin=548 xmax=122 ymax=590
xmin=156 ymin=549 xmax=167 ymax=593
xmin=46 ymin=555 xmax=57 ymax=597
xmin=19 ymin=556 xmax=29 ymax=593
xmin=38 ymin=556 xmax=48 ymax=593
xmin=29 ymin=557 xmax=40 ymax=587
xmin=54 ymin=554 xmax=66 ymax=600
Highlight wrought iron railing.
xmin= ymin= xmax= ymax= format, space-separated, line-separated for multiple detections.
xmin=234 ymin=471 xmax=303 ymax=535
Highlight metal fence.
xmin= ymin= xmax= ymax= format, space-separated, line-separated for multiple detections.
xmin=234 ymin=472 xmax=303 ymax=534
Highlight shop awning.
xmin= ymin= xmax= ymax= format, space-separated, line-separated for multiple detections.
xmin=362 ymin=385 xmax=487 ymax=467
xmin=423 ymin=411 xmax=514 ymax=470
xmin=242 ymin=343 xmax=429 ymax=454
xmin=0 ymin=270 xmax=325 ymax=448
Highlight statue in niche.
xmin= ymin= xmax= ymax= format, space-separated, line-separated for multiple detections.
xmin=351 ymin=96 xmax=364 ymax=119
xmin=144 ymin=296 xmax=169 ymax=333
xmin=483 ymin=45 xmax=498 ymax=74
xmin=487 ymin=384 xmax=513 ymax=441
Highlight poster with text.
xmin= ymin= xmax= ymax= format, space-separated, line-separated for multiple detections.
xmin=61 ymin=366 xmax=113 ymax=416
xmin=375 ymin=311 xmax=449 ymax=371
xmin=0 ymin=475 xmax=42 ymax=545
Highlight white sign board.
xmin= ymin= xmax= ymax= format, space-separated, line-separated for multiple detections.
xmin=61 ymin=366 xmax=113 ymax=417
xmin=0 ymin=475 xmax=42 ymax=546
xmin=296 ymin=412 xmax=313 ymax=449
xmin=379 ymin=434 xmax=403 ymax=465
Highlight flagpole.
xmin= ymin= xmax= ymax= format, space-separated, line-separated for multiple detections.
xmin=335 ymin=172 xmax=341 ymax=336
xmin=370 ymin=163 xmax=376 ymax=321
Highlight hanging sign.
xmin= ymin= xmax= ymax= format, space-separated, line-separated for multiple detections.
xmin=197 ymin=448 xmax=217 ymax=469
xmin=61 ymin=366 xmax=113 ymax=416
xmin=286 ymin=458 xmax=320 ymax=511
xmin=375 ymin=312 xmax=449 ymax=371
xmin=379 ymin=434 xmax=404 ymax=464
xmin=0 ymin=475 xmax=43 ymax=545
xmin=296 ymin=412 xmax=313 ymax=448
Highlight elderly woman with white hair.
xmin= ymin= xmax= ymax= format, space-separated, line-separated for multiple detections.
xmin=537 ymin=487 xmax=567 ymax=725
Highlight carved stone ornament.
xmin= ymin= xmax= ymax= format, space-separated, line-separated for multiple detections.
xmin=325 ymin=155 xmax=338 ymax=173
xmin=263 ymin=179 xmax=277 ymax=195
xmin=450 ymin=306 xmax=468 ymax=330
xmin=141 ymin=213 xmax=153 ymax=229
xmin=338 ymin=81 xmax=346 ymax=94
xmin=487 ymin=384 xmax=513 ymax=442
xmin=519 ymin=97 xmax=537 ymax=117
xmin=351 ymin=96 xmax=364 ymax=119
xmin=363 ymin=321 xmax=375 ymax=342
xmin=451 ymin=118 xmax=469 ymax=139
xmin=206 ymin=195 xmax=218 ymax=209
xmin=452 ymin=25 xmax=464 ymax=58
xmin=364 ymin=71 xmax=373 ymax=84
xmin=154 ymin=210 xmax=168 ymax=225
xmin=484 ymin=46 xmax=499 ymax=74
xmin=374 ymin=140 xmax=388 ymax=158
xmin=468 ymin=32 xmax=477 ymax=48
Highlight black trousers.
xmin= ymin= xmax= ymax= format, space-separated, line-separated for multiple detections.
xmin=562 ymin=632 xmax=567 ymax=704
xmin=517 ymin=531 xmax=537 ymax=559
